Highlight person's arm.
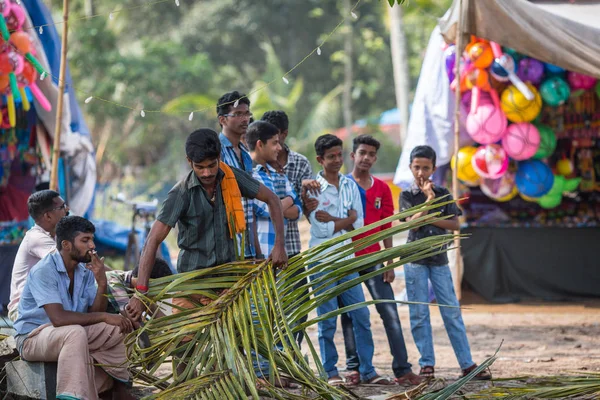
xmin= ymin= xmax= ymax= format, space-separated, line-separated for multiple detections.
xmin=311 ymin=209 xmax=356 ymax=234
xmin=254 ymin=184 xmax=287 ymax=268
xmin=43 ymin=304 xmax=133 ymax=333
xmin=431 ymin=218 xmax=460 ymax=231
xmin=403 ymin=180 xmax=435 ymax=222
xmin=348 ymin=183 xmax=364 ymax=231
xmin=86 ymin=252 xmax=108 ymax=313
xmin=283 ymin=178 xmax=302 ymax=221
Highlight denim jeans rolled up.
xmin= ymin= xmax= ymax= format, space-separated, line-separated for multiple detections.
xmin=404 ymin=263 xmax=474 ymax=370
xmin=340 ymin=263 xmax=413 ymax=378
xmin=309 ymin=263 xmax=377 ymax=381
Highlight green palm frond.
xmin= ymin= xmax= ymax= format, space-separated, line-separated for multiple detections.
xmin=128 ymin=198 xmax=464 ymax=399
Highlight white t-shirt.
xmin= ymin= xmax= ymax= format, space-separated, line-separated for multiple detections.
xmin=8 ymin=225 xmax=56 ymax=313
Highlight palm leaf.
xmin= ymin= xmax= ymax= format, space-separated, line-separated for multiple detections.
xmin=128 ymin=198 xmax=464 ymax=399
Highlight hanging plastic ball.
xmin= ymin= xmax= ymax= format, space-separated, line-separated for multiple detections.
xmin=539 ymin=76 xmax=571 ymax=106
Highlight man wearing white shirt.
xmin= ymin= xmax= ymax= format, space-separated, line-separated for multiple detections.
xmin=8 ymin=190 xmax=69 ymax=321
xmin=308 ymin=134 xmax=391 ymax=386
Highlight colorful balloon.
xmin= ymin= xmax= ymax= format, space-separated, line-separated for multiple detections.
xmin=480 ymin=171 xmax=517 ymax=201
xmin=517 ymin=58 xmax=544 ymax=85
xmin=502 ymin=123 xmax=540 ymax=160
xmin=533 ymin=124 xmax=557 ymax=159
xmin=466 ymin=90 xmax=507 ymax=144
xmin=556 ymin=158 xmax=573 ymax=176
xmin=544 ymin=62 xmax=565 ymax=75
xmin=567 ymin=71 xmax=597 ymax=91
xmin=515 ymin=160 xmax=554 ymax=197
xmin=444 ymin=44 xmax=456 ymax=82
xmin=490 ymin=54 xmax=516 ymax=82
xmin=500 ymin=83 xmax=542 ymax=123
xmin=451 ymin=146 xmax=480 ymax=183
xmin=539 ymin=76 xmax=570 ymax=106
xmin=472 ymin=144 xmax=509 ymax=179
xmin=466 ymin=41 xmax=494 ymax=69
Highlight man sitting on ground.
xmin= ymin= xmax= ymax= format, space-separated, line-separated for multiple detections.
xmin=13 ymin=216 xmax=135 ymax=400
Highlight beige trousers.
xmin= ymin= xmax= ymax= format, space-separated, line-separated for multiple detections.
xmin=22 ymin=322 xmax=130 ymax=400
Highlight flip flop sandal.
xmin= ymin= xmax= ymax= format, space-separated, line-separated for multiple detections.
xmin=327 ymin=376 xmax=345 ymax=386
xmin=419 ymin=366 xmax=435 ymax=379
xmin=344 ymin=371 xmax=360 ymax=386
xmin=461 ymin=364 xmax=492 ymax=381
xmin=395 ymin=372 xmax=424 ymax=386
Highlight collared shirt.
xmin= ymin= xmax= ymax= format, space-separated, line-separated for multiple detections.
xmin=106 ymin=270 xmax=133 ymax=314
xmin=14 ymin=252 xmax=98 ymax=336
xmin=399 ymin=182 xmax=462 ymax=266
xmin=157 ymin=166 xmax=260 ymax=273
xmin=8 ymin=225 xmax=56 ymax=314
xmin=252 ymin=163 xmax=302 ymax=256
xmin=278 ymin=144 xmax=313 ymax=255
xmin=348 ymin=175 xmax=394 ymax=257
xmin=308 ymin=172 xmax=364 ymax=261
xmin=219 ymin=133 xmax=257 ymax=258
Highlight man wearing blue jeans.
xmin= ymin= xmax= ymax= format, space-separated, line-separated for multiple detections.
xmin=340 ymin=135 xmax=421 ymax=385
xmin=308 ymin=134 xmax=389 ymax=386
xmin=400 ymin=145 xmax=491 ymax=380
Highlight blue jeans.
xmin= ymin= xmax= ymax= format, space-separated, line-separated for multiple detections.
xmin=341 ymin=264 xmax=413 ymax=378
xmin=310 ymin=265 xmax=377 ymax=381
xmin=404 ymin=263 xmax=474 ymax=370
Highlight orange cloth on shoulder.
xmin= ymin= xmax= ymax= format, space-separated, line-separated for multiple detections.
xmin=219 ymin=161 xmax=247 ymax=238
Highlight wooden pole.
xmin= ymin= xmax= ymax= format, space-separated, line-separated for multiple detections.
xmin=452 ymin=0 xmax=464 ymax=299
xmin=49 ymin=0 xmax=70 ymax=192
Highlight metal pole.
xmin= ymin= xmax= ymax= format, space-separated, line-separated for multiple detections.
xmin=452 ymin=0 xmax=464 ymax=299
xmin=49 ymin=0 xmax=70 ymax=191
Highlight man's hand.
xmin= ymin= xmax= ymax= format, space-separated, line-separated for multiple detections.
xmin=348 ymin=209 xmax=358 ymax=221
xmin=303 ymin=196 xmax=319 ymax=214
xmin=419 ymin=178 xmax=435 ymax=201
xmin=269 ymin=242 xmax=288 ymax=270
xmin=104 ymin=313 xmax=134 ymax=334
xmin=302 ymin=179 xmax=321 ymax=197
xmin=383 ymin=269 xmax=395 ymax=283
xmin=125 ymin=297 xmax=145 ymax=322
xmin=86 ymin=251 xmax=107 ymax=286
xmin=315 ymin=210 xmax=335 ymax=223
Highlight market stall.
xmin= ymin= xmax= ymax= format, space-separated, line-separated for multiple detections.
xmin=395 ymin=0 xmax=600 ymax=302
xmin=0 ymin=0 xmax=96 ymax=312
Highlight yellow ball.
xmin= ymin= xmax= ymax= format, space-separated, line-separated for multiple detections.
xmin=451 ymin=146 xmax=479 ymax=183
xmin=556 ymin=159 xmax=573 ymax=176
xmin=501 ymin=83 xmax=543 ymax=123
xmin=496 ymin=186 xmax=518 ymax=202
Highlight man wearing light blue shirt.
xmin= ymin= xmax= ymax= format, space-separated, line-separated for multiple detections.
xmin=14 ymin=216 xmax=135 ymax=399
xmin=308 ymin=134 xmax=391 ymax=386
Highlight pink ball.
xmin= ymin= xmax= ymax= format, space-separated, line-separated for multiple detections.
xmin=471 ymin=144 xmax=509 ymax=179
xmin=466 ymin=100 xmax=507 ymax=144
xmin=502 ymin=122 xmax=540 ymax=160
xmin=567 ymin=72 xmax=597 ymax=91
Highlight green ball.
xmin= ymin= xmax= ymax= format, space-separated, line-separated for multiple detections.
xmin=540 ymin=77 xmax=570 ymax=107
xmin=533 ymin=124 xmax=557 ymax=159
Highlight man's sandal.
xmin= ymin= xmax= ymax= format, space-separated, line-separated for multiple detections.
xmin=419 ymin=366 xmax=435 ymax=379
xmin=461 ymin=364 xmax=492 ymax=381
xmin=395 ymin=371 xmax=424 ymax=386
xmin=327 ymin=376 xmax=345 ymax=386
xmin=344 ymin=371 xmax=360 ymax=386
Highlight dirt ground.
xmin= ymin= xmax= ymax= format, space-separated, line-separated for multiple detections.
xmin=131 ymin=221 xmax=600 ymax=398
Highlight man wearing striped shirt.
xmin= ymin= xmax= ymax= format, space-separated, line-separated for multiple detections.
xmin=216 ymin=91 xmax=259 ymax=259
xmin=247 ymin=121 xmax=302 ymax=256
xmin=308 ymin=134 xmax=389 ymax=386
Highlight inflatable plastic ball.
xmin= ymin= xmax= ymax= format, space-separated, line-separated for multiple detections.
xmin=444 ymin=45 xmax=456 ymax=82
xmin=533 ymin=124 xmax=557 ymax=159
xmin=539 ymin=76 xmax=571 ymax=106
xmin=556 ymin=158 xmax=574 ymax=176
xmin=471 ymin=144 xmax=509 ymax=179
xmin=490 ymin=54 xmax=516 ymax=83
xmin=451 ymin=146 xmax=480 ymax=183
xmin=466 ymin=41 xmax=494 ymax=69
xmin=515 ymin=159 xmax=554 ymax=197
xmin=466 ymin=94 xmax=507 ymax=145
xmin=517 ymin=58 xmax=545 ymax=85
xmin=502 ymin=122 xmax=540 ymax=161
xmin=500 ymin=83 xmax=542 ymax=123
xmin=480 ymin=171 xmax=517 ymax=201
xmin=567 ymin=71 xmax=597 ymax=91
xmin=544 ymin=62 xmax=565 ymax=75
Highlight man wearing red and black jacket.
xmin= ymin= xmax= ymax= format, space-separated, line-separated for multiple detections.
xmin=339 ymin=135 xmax=422 ymax=386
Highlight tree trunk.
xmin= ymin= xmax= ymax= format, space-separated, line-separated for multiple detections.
xmin=84 ymin=0 xmax=95 ymax=17
xmin=388 ymin=3 xmax=410 ymax=147
xmin=342 ymin=0 xmax=354 ymax=169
